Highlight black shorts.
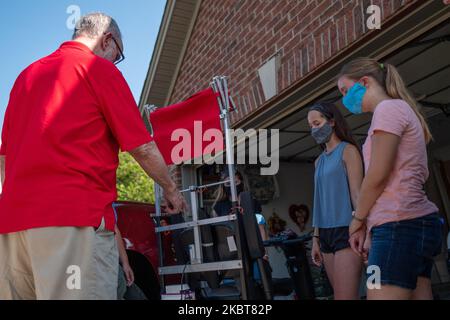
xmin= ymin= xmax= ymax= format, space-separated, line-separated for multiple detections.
xmin=319 ymin=227 xmax=350 ymax=254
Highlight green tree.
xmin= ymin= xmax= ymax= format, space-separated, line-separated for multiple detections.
xmin=116 ymin=152 xmax=154 ymax=203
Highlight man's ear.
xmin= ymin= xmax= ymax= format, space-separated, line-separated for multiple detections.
xmin=101 ymin=33 xmax=112 ymax=51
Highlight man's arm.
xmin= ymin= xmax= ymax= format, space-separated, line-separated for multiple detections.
xmin=0 ymin=155 xmax=5 ymax=187
xmin=129 ymin=141 xmax=187 ymax=214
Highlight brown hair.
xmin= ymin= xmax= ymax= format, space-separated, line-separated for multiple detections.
xmin=338 ymin=57 xmax=432 ymax=143
xmin=309 ymin=101 xmax=361 ymax=151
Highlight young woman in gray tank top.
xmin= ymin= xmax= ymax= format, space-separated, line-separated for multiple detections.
xmin=308 ymin=102 xmax=365 ymax=299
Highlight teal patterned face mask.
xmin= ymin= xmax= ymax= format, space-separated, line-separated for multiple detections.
xmin=342 ymin=82 xmax=366 ymax=114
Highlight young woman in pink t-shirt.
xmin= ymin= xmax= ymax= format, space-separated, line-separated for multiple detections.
xmin=337 ymin=57 xmax=443 ymax=300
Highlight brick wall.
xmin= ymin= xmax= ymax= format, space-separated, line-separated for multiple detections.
xmin=169 ymin=0 xmax=418 ymax=125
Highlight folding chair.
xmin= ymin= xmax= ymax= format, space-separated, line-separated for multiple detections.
xmin=144 ymin=76 xmax=267 ymax=300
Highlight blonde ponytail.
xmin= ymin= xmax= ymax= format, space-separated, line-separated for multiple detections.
xmin=339 ymin=57 xmax=433 ymax=144
xmin=384 ymin=63 xmax=433 ymax=143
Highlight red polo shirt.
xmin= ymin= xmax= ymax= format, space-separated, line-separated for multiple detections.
xmin=0 ymin=41 xmax=152 ymax=234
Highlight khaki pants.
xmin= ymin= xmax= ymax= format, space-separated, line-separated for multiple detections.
xmin=0 ymin=219 xmax=118 ymax=300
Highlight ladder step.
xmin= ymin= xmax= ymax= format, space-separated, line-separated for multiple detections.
xmin=159 ymin=260 xmax=242 ymax=275
xmin=155 ymin=214 xmax=237 ymax=233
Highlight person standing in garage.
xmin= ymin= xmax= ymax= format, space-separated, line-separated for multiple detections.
xmin=0 ymin=13 xmax=186 ymax=300
xmin=308 ymin=102 xmax=365 ymax=300
xmin=339 ymin=57 xmax=443 ymax=300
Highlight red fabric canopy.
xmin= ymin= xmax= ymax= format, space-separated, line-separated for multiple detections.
xmin=150 ymin=88 xmax=224 ymax=165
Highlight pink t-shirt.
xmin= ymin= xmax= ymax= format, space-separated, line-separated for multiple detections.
xmin=363 ymin=99 xmax=438 ymax=230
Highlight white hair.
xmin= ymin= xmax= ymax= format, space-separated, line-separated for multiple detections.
xmin=72 ymin=12 xmax=121 ymax=40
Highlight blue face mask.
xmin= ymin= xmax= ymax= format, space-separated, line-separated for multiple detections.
xmin=342 ymin=82 xmax=366 ymax=114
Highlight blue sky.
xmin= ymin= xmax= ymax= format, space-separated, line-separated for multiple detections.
xmin=0 ymin=0 xmax=166 ymax=130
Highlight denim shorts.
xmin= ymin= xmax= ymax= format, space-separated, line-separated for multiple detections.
xmin=368 ymin=213 xmax=443 ymax=290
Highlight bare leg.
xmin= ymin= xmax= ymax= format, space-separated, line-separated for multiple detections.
xmin=332 ymin=248 xmax=363 ymax=300
xmin=367 ymin=284 xmax=412 ymax=300
xmin=411 ymin=277 xmax=433 ymax=300
xmin=322 ymin=253 xmax=335 ymax=290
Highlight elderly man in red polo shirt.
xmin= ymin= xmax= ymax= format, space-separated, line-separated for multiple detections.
xmin=0 ymin=13 xmax=186 ymax=300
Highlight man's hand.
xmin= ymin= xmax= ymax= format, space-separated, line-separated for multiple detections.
xmin=163 ymin=184 xmax=188 ymax=214
xmin=122 ymin=263 xmax=135 ymax=287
